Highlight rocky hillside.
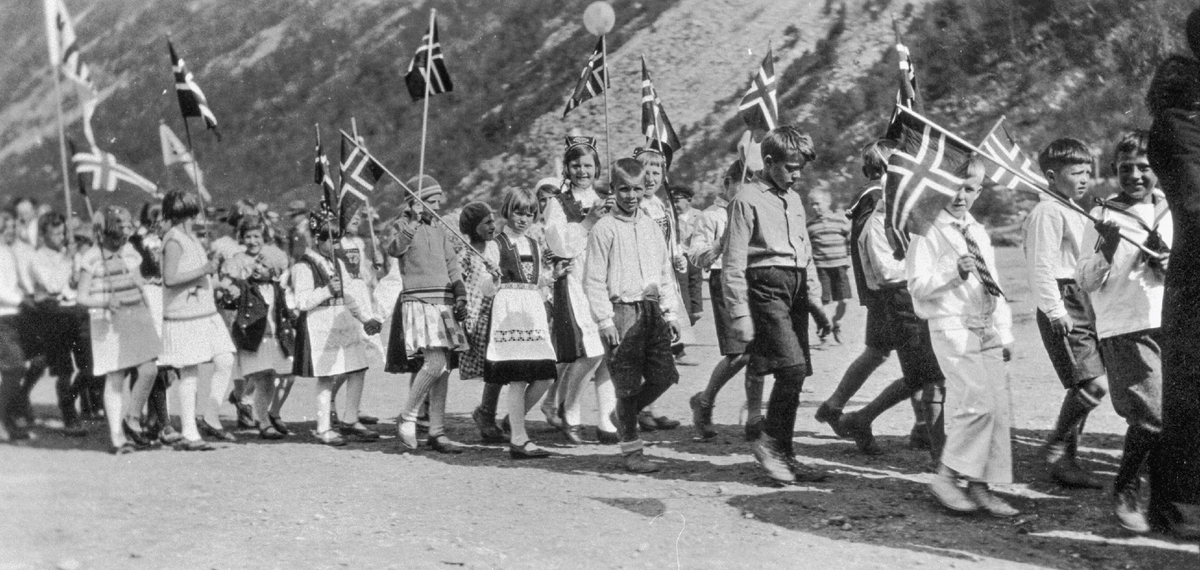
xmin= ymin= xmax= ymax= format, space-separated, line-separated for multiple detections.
xmin=0 ymin=0 xmax=1190 ymax=222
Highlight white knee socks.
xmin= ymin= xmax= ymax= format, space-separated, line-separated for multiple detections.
xmin=103 ymin=371 xmax=127 ymax=447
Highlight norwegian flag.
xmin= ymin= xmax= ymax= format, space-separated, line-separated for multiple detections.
xmin=69 ymin=140 xmax=159 ymax=197
xmin=738 ymin=46 xmax=778 ymax=132
xmin=44 ymin=0 xmax=96 ymax=93
xmin=339 ymin=132 xmax=383 ymax=231
xmin=883 ymin=109 xmax=972 ymax=254
xmin=563 ymin=36 xmax=608 ymax=117
xmin=405 ymin=12 xmax=454 ymax=101
xmin=314 ymin=126 xmax=337 ymax=215
xmin=979 ymin=117 xmax=1047 ymax=193
xmin=168 ymin=39 xmax=220 ymax=139
xmin=640 ymin=56 xmax=681 ymax=165
xmin=893 ymin=20 xmax=921 ymax=112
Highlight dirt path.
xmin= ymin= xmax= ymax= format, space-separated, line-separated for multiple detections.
xmin=3 ymin=248 xmax=1197 ymax=569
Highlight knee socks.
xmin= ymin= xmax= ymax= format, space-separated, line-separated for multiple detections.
xmin=402 ymin=349 xmax=447 ymax=423
xmin=102 ymin=371 xmax=127 ymax=447
xmin=126 ymin=362 xmax=157 ymax=425
xmin=341 ymin=371 xmax=365 ymax=425
xmin=177 ymin=369 xmax=201 ymax=441
xmin=315 ymin=377 xmax=334 ymax=434
xmin=1115 ymin=426 xmax=1159 ymax=493
xmin=202 ymin=353 xmax=235 ymax=429
xmin=427 ymin=371 xmax=449 ymax=438
xmin=252 ymin=375 xmax=274 ymax=426
xmin=1048 ymin=386 xmax=1102 ymax=461
xmin=508 ymin=381 xmax=532 ymax=446
xmin=763 ymin=364 xmax=807 ymax=447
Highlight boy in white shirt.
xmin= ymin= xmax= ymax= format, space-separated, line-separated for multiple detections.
xmin=907 ymin=156 xmax=1018 ymax=517
xmin=1024 ymin=138 xmax=1109 ymax=489
xmin=1076 ymin=131 xmax=1171 ymax=534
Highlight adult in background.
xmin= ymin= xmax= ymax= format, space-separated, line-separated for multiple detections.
xmin=806 ymin=187 xmax=853 ymax=343
xmin=1145 ymin=7 xmax=1200 ymax=538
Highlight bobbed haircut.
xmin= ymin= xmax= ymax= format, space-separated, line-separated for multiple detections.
xmin=161 ymin=190 xmax=201 ymax=223
xmin=1111 ymin=130 xmax=1149 ymax=162
xmin=501 ymin=187 xmax=540 ymax=221
xmin=723 ymin=159 xmax=754 ymax=183
xmin=610 ymin=158 xmax=645 ymax=186
xmin=761 ymin=125 xmax=818 ymax=164
xmin=39 ymin=212 xmax=66 ymax=238
xmin=236 ymin=215 xmax=265 ymax=239
xmin=861 ymin=138 xmax=898 ymax=177
xmin=1037 ymin=138 xmax=1093 ymax=174
xmin=635 ymin=149 xmax=666 ymax=169
xmin=562 ymin=143 xmax=601 ymax=173
xmin=93 ymin=205 xmax=131 ymax=241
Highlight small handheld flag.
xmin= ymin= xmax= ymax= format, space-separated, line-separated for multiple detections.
xmin=405 ymin=13 xmax=453 ymax=101
xmin=315 ymin=126 xmax=338 ymax=214
xmin=738 ymin=46 xmax=778 ymax=132
xmin=883 ymin=109 xmax=972 ymax=256
xmin=978 ymin=117 xmax=1047 ymax=193
xmin=893 ymin=19 xmax=921 ymax=112
xmin=70 ymin=140 xmax=159 ymax=197
xmin=339 ymin=132 xmax=384 ymax=232
xmin=564 ymin=36 xmax=608 ymax=118
xmin=640 ymin=56 xmax=681 ymax=166
xmin=159 ymin=122 xmax=209 ymax=200
xmin=168 ymin=39 xmax=220 ymax=139
xmin=45 ymin=0 xmax=96 ymax=93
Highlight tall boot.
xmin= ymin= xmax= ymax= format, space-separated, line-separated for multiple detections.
xmin=926 ymin=396 xmax=946 ymax=470
xmin=1046 ymin=389 xmax=1103 ymax=488
xmin=1113 ymin=427 xmax=1157 ymax=534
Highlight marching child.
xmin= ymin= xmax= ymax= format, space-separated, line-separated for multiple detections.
xmin=1076 ymin=131 xmax=1172 ymax=533
xmin=460 ymin=202 xmax=505 ymax=443
xmin=908 ymin=155 xmax=1018 ymax=517
xmin=723 ymin=126 xmax=827 ymax=484
xmin=75 ymin=206 xmax=163 ymax=454
xmin=487 ymin=190 xmax=560 ymax=458
xmin=544 ymin=135 xmax=619 ymax=443
xmin=1024 ymin=138 xmax=1109 ymax=489
xmin=225 ymin=216 xmax=296 ymax=440
xmin=292 ymin=210 xmax=382 ymax=446
xmin=385 ymin=176 xmax=468 ymax=453
xmin=688 ymin=159 xmax=765 ymax=441
xmin=584 ymin=158 xmax=681 ymax=473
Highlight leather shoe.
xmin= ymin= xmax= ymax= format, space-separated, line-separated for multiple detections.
xmin=197 ymin=419 xmax=237 ymax=442
xmin=316 ymin=430 xmax=346 ymax=446
xmin=174 ymin=438 xmax=214 ymax=451
xmin=929 ymin=473 xmax=978 ymax=513
xmin=510 ymin=441 xmax=550 ymax=459
xmin=814 ymin=402 xmax=842 ymax=432
xmin=560 ymin=423 xmax=584 ymax=445
xmin=429 ymin=435 xmax=464 ymax=454
xmin=112 ymin=442 xmax=137 ymax=455
xmin=259 ymin=426 xmax=285 ymax=440
xmin=159 ymin=426 xmax=184 ymax=445
xmin=473 ymin=407 xmax=507 ymax=443
xmin=753 ymin=435 xmax=796 ymax=484
xmin=341 ymin=422 xmax=380 ymax=442
xmin=839 ymin=412 xmax=884 ymax=455
xmin=785 ymin=455 xmax=829 ymax=483
xmin=623 ymin=449 xmax=659 ymax=473
xmin=652 ymin=415 xmax=680 ymax=430
xmin=1048 ymin=456 xmax=1105 ymax=489
xmin=690 ymin=393 xmax=717 ymax=440
xmin=357 ymin=414 xmax=379 ymax=425
xmin=122 ymin=417 xmax=152 ymax=448
xmin=967 ymin=483 xmax=1020 ymax=517
xmin=1113 ymin=487 xmax=1150 ymax=534
xmin=234 ymin=401 xmax=257 ymax=429
xmin=636 ymin=411 xmax=659 ymax=432
xmin=268 ymin=414 xmax=291 ymax=436
xmin=596 ymin=428 xmax=620 ymax=445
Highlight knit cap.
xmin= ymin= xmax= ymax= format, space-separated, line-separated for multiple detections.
xmin=406 ymin=175 xmax=444 ymax=204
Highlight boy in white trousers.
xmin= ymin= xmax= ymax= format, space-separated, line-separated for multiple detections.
xmin=906 ymin=156 xmax=1019 ymax=517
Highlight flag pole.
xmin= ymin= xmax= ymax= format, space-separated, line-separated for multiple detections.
xmin=897 ymin=105 xmax=1158 ymax=257
xmin=414 ymin=8 xmax=436 ymax=209
xmin=340 ymin=129 xmax=488 ymax=264
xmin=47 ymin=38 xmax=74 ymax=220
xmin=180 ymin=118 xmax=205 ymax=207
xmin=350 ymin=117 xmax=383 ymax=271
xmin=601 ymin=34 xmax=612 ymax=177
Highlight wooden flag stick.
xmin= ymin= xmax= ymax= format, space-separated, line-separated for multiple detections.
xmin=415 ymin=8 xmax=436 ymax=202
xmin=49 ymin=53 xmax=74 ymax=220
xmin=601 ymin=34 xmax=612 ymax=177
xmin=897 ymin=105 xmax=1159 ymax=258
xmin=340 ymin=129 xmax=488 ymax=264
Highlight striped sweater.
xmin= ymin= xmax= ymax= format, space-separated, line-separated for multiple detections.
xmin=807 ymin=212 xmax=851 ymax=268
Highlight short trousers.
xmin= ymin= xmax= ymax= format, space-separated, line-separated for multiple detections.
xmin=709 ymin=270 xmax=747 ymax=356
xmin=1035 ymin=280 xmax=1106 ymax=388
xmin=745 ymin=266 xmax=812 ymax=377
xmin=863 ymin=287 xmax=944 ymax=390
xmin=817 ymin=266 xmax=852 ymax=304
xmin=1099 ymin=330 xmax=1163 ymax=433
xmin=606 ymin=301 xmax=679 ymax=399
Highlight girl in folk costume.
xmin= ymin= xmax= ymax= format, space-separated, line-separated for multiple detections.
xmin=634 ymin=146 xmax=688 ymax=431
xmin=225 ymin=216 xmax=296 ymax=440
xmin=159 ymin=191 xmax=238 ymax=449
xmin=384 ymin=175 xmax=469 ymax=453
xmin=543 ymin=136 xmax=620 ymax=444
xmin=459 ymin=203 xmax=506 ymax=443
xmin=292 ymin=210 xmax=383 ymax=446
xmin=329 ymin=208 xmax=384 ymax=427
xmin=490 ymin=190 xmax=560 ymax=458
xmin=74 ymin=206 xmax=163 ymax=454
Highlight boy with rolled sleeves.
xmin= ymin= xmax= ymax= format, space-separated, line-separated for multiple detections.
xmin=723 ymin=125 xmax=828 ymax=484
xmin=1023 ymin=138 xmax=1109 ymax=489
xmin=908 ymin=156 xmax=1018 ymax=517
xmin=584 ymin=158 xmax=681 ymax=474
xmin=1076 ymin=131 xmax=1172 ymax=533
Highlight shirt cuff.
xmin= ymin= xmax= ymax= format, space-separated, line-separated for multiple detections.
xmin=1045 ymin=304 xmax=1068 ymax=321
xmin=729 ymin=304 xmax=750 ymax=318
xmin=597 ymin=317 xmax=614 ymax=330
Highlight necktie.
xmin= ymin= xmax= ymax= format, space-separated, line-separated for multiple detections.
xmin=954 ymin=223 xmax=1005 ymax=299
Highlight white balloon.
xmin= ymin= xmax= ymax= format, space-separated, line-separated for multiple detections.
xmin=583 ymin=2 xmax=615 ymax=36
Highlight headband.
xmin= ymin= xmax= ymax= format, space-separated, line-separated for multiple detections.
xmin=564 ymin=135 xmax=597 ymax=153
